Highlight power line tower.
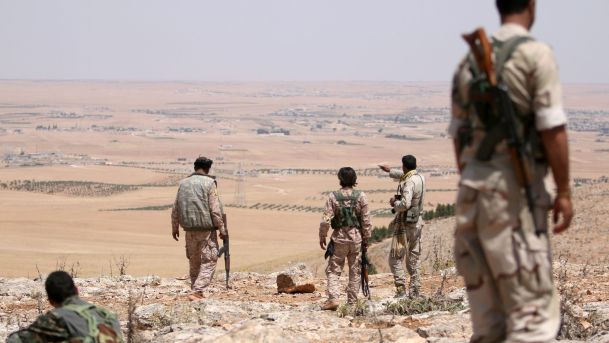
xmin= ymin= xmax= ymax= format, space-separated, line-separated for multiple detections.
xmin=233 ymin=162 xmax=246 ymax=206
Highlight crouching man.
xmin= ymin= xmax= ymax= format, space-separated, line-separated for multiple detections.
xmin=8 ymin=271 xmax=123 ymax=343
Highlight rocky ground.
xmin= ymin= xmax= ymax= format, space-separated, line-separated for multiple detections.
xmin=1 ymin=261 xmax=608 ymax=343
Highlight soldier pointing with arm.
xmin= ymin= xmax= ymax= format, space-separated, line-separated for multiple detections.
xmin=380 ymin=155 xmax=426 ymax=298
xmin=450 ymin=0 xmax=573 ymax=342
xmin=171 ymin=156 xmax=227 ymax=301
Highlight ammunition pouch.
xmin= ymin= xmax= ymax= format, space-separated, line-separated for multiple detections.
xmin=405 ymin=207 xmax=420 ymax=223
xmin=330 ymin=190 xmax=362 ymax=230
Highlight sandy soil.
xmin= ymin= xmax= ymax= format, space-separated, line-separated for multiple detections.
xmin=1 ymin=81 xmax=608 ymax=277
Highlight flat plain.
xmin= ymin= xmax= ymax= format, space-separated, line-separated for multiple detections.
xmin=1 ymin=81 xmax=608 ymax=277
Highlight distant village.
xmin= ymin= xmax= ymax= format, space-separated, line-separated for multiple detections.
xmin=2 ymin=150 xmax=107 ymax=168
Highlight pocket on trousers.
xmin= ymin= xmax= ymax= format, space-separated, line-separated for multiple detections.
xmin=204 ymin=239 xmax=219 ymax=262
xmin=454 ymin=241 xmax=483 ymax=290
xmin=456 ymin=184 xmax=478 ymax=206
xmin=512 ymin=231 xmax=554 ymax=294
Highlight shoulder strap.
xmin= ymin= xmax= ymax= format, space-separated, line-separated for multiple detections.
xmin=467 ymin=53 xmax=482 ymax=79
xmin=334 ymin=190 xmax=359 ymax=202
xmin=417 ymin=174 xmax=425 ymax=209
xmin=494 ymin=36 xmax=534 ymax=82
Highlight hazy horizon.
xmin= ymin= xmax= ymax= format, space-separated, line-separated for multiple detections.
xmin=1 ymin=0 xmax=608 ymax=83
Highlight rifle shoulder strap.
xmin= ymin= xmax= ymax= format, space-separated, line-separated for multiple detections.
xmin=417 ymin=174 xmax=425 ymax=210
xmin=494 ymin=35 xmax=534 ymax=82
xmin=475 ymin=35 xmax=534 ymax=161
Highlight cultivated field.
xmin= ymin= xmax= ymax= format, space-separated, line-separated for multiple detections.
xmin=1 ymin=81 xmax=608 ymax=277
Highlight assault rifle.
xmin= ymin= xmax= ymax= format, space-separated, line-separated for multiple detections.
xmin=217 ymin=214 xmax=231 ymax=289
xmin=361 ymin=241 xmax=371 ymax=300
xmin=462 ymin=28 xmax=542 ymax=236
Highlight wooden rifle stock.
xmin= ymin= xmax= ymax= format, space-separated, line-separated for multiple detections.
xmin=462 ymin=28 xmax=497 ymax=87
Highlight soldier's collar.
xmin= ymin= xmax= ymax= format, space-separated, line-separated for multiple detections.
xmin=400 ymin=169 xmax=417 ymax=182
xmin=189 ymin=172 xmax=216 ymax=180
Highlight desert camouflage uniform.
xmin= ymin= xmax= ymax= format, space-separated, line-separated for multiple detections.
xmin=319 ymin=188 xmax=371 ymax=303
xmin=449 ymin=23 xmax=566 ymax=343
xmin=388 ymin=169 xmax=425 ymax=297
xmin=172 ymin=173 xmax=226 ymax=293
xmin=7 ymin=296 xmax=123 ymax=343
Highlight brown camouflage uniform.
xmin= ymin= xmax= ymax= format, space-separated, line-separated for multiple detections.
xmin=7 ymin=296 xmax=123 ymax=343
xmin=319 ymin=188 xmax=371 ymax=303
xmin=388 ymin=169 xmax=425 ymax=297
xmin=172 ymin=172 xmax=226 ymax=293
xmin=449 ymin=23 xmax=566 ymax=342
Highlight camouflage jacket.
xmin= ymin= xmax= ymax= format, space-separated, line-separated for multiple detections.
xmin=7 ymin=296 xmax=123 ymax=343
xmin=319 ymin=188 xmax=372 ymax=244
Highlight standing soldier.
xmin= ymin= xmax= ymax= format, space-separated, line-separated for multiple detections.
xmin=171 ymin=156 xmax=227 ymax=301
xmin=7 ymin=271 xmax=123 ymax=343
xmin=379 ymin=155 xmax=426 ymax=298
xmin=319 ymin=167 xmax=372 ymax=310
xmin=450 ymin=0 xmax=573 ymax=342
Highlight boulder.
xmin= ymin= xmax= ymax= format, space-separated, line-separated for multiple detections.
xmin=275 ymin=263 xmax=315 ymax=293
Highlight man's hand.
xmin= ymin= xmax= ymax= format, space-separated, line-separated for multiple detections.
xmin=389 ymin=197 xmax=396 ymax=207
xmin=552 ymin=196 xmax=573 ymax=234
xmin=320 ymin=239 xmax=326 ymax=250
xmin=378 ymin=164 xmax=390 ymax=173
xmin=219 ymin=231 xmax=228 ymax=240
xmin=172 ymin=228 xmax=180 ymax=241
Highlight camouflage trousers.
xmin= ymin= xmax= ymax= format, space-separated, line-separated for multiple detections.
xmin=185 ymin=230 xmax=219 ymax=293
xmin=454 ymin=183 xmax=559 ymax=343
xmin=388 ymin=222 xmax=422 ymax=296
xmin=326 ymin=242 xmax=361 ymax=303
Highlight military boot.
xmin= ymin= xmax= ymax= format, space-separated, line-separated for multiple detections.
xmin=187 ymin=292 xmax=204 ymax=302
xmin=408 ymin=285 xmax=420 ymax=299
xmin=321 ymin=299 xmax=339 ymax=311
xmin=394 ymin=285 xmax=407 ymax=298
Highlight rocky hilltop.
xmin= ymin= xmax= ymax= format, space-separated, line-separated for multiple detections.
xmin=1 ymin=262 xmax=608 ymax=343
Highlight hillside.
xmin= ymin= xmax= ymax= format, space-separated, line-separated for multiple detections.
xmin=1 ymin=183 xmax=608 ymax=342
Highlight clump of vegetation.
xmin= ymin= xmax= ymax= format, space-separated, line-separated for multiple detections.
xmin=367 ymin=263 xmax=378 ymax=275
xmin=369 ymin=225 xmax=393 ymax=243
xmin=422 ymin=203 xmax=455 ymax=221
xmin=337 ymin=299 xmax=370 ymax=318
xmin=556 ymin=255 xmax=609 ymax=340
xmin=0 ymin=179 xmax=140 ymax=197
xmin=385 ymin=295 xmax=464 ymax=315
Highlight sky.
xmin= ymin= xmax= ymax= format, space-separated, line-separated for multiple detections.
xmin=0 ymin=0 xmax=607 ymax=83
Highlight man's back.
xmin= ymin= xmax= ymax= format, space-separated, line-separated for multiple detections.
xmin=8 ymin=296 xmax=123 ymax=343
xmin=450 ymin=23 xmax=567 ymax=180
xmin=176 ymin=174 xmax=217 ymax=230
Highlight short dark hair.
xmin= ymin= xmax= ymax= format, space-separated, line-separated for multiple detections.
xmin=402 ymin=155 xmax=417 ymax=170
xmin=338 ymin=167 xmax=357 ymax=188
xmin=496 ymin=0 xmax=531 ymax=16
xmin=45 ymin=271 xmax=77 ymax=304
xmin=194 ymin=156 xmax=213 ymax=171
